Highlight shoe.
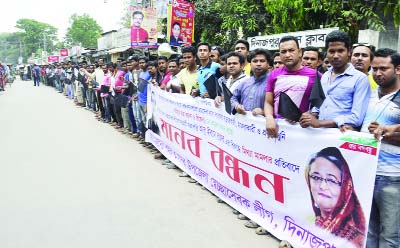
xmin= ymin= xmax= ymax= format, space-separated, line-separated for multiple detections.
xmin=154 ymin=153 xmax=165 ymax=159
xmin=237 ymin=214 xmax=249 ymax=220
xmin=279 ymin=240 xmax=292 ymax=248
xmin=166 ymin=163 xmax=177 ymax=169
xmin=188 ymin=178 xmax=197 ymax=183
xmin=178 ymin=172 xmax=190 ymax=177
xmin=131 ymin=133 xmax=139 ymax=138
xmin=139 ymin=140 xmax=146 ymax=145
xmin=162 ymin=159 xmax=171 ymax=165
xmin=255 ymin=227 xmax=269 ymax=235
xmin=217 ymin=198 xmax=225 ymax=203
xmin=232 ymin=209 xmax=240 ymax=215
xmin=244 ymin=220 xmax=259 ymax=228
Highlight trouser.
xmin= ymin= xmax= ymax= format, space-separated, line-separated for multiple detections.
xmin=96 ymin=90 xmax=104 ymax=118
xmin=121 ymin=106 xmax=131 ymax=132
xmin=81 ymin=86 xmax=87 ymax=107
xmin=113 ymin=99 xmax=123 ymax=127
xmin=66 ymin=84 xmax=74 ymax=99
xmin=34 ymin=76 xmax=40 ymax=86
xmin=86 ymin=88 xmax=96 ymax=110
xmin=101 ymin=96 xmax=111 ymax=121
xmin=71 ymin=82 xmax=76 ymax=100
xmin=366 ymin=175 xmax=400 ymax=248
xmin=128 ymin=102 xmax=137 ymax=133
xmin=137 ymin=103 xmax=147 ymax=137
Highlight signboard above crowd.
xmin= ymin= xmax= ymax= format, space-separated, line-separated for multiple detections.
xmin=248 ymin=27 xmax=339 ymax=50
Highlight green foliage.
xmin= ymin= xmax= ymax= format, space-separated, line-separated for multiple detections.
xmin=263 ymin=0 xmax=387 ymax=42
xmin=0 ymin=33 xmax=21 ymax=64
xmin=120 ymin=0 xmax=132 ymax=29
xmin=191 ymin=0 xmax=270 ymax=49
xmin=15 ymin=18 xmax=58 ymax=57
xmin=65 ymin=14 xmax=103 ymax=48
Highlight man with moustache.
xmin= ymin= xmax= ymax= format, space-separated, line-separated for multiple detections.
xmin=231 ymin=48 xmax=271 ymax=116
xmin=351 ymin=43 xmax=378 ymax=89
xmin=264 ymin=36 xmax=320 ymax=138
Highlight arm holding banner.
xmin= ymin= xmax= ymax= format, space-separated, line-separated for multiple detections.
xmin=264 ymin=92 xmax=278 ymax=138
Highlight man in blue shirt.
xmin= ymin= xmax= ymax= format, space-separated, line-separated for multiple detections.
xmin=300 ymin=30 xmax=370 ymax=131
xmin=196 ymin=42 xmax=220 ymax=98
xmin=361 ymin=48 xmax=400 ymax=248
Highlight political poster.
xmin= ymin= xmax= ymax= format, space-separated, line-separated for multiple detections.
xmin=131 ymin=1 xmax=158 ymax=48
xmin=167 ymin=0 xmax=194 ymax=46
xmin=146 ymin=86 xmax=379 ymax=248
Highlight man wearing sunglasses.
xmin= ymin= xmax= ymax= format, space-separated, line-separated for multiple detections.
xmin=351 ymin=43 xmax=378 ymax=89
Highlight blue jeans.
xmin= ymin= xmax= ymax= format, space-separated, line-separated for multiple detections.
xmin=367 ymin=175 xmax=400 ymax=248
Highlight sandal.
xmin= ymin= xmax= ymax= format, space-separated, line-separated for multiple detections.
xmin=244 ymin=220 xmax=259 ymax=228
xmin=255 ymin=227 xmax=269 ymax=235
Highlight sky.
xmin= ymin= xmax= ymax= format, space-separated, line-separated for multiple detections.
xmin=0 ymin=0 xmax=126 ymax=39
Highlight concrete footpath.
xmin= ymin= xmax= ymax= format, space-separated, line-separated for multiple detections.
xmin=0 ymin=80 xmax=280 ymax=248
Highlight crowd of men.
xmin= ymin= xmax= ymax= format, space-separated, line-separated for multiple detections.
xmin=34 ymin=30 xmax=399 ymax=248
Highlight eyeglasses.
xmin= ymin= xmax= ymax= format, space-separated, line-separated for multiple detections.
xmin=309 ymin=174 xmax=342 ymax=187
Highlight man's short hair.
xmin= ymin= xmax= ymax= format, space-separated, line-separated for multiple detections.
xmin=219 ymin=54 xmax=228 ymax=63
xmin=303 ymin=46 xmax=323 ymax=60
xmin=147 ymin=60 xmax=158 ymax=68
xmin=211 ymin=45 xmax=225 ymax=56
xmin=352 ymin=43 xmax=375 ymax=61
xmin=279 ymin=36 xmax=300 ymax=49
xmin=128 ymin=54 xmax=139 ymax=62
xmin=132 ymin=11 xmax=144 ymax=18
xmin=196 ymin=42 xmax=211 ymax=52
xmin=182 ymin=46 xmax=196 ymax=57
xmin=234 ymin=39 xmax=250 ymax=51
xmin=158 ymin=56 xmax=168 ymax=62
xmin=249 ymin=48 xmax=272 ymax=66
xmin=374 ymin=48 xmax=400 ymax=68
xmin=325 ymin=30 xmax=351 ymax=50
xmin=273 ymin=52 xmax=280 ymax=59
xmin=168 ymin=59 xmax=179 ymax=65
xmin=138 ymin=56 xmax=148 ymax=63
xmin=226 ymin=52 xmax=245 ymax=65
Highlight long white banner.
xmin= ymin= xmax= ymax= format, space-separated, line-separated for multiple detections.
xmin=146 ymin=86 xmax=379 ymax=248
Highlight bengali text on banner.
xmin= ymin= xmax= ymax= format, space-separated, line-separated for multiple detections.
xmin=145 ymin=86 xmax=379 ymax=248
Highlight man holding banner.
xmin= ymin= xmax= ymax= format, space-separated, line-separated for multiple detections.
xmin=361 ymin=48 xmax=400 ymax=248
xmin=299 ymin=30 xmax=370 ymax=132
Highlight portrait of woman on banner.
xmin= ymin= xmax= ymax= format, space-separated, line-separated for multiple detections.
xmin=305 ymin=147 xmax=366 ymax=248
xmin=170 ymin=22 xmax=183 ymax=47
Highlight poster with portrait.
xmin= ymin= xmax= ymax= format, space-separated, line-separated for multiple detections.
xmin=146 ymin=85 xmax=380 ymax=248
xmin=167 ymin=0 xmax=194 ymax=47
xmin=130 ymin=2 xmax=158 ymax=48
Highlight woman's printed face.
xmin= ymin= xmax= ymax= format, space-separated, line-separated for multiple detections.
xmin=309 ymin=157 xmax=342 ymax=216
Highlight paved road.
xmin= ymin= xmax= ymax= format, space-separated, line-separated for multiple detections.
xmin=0 ymin=80 xmax=280 ymax=248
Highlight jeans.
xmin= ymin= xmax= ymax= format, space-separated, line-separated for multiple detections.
xmin=367 ymin=175 xmax=400 ymax=248
xmin=86 ymin=89 xmax=96 ymax=110
xmin=101 ymin=96 xmax=111 ymax=121
xmin=128 ymin=102 xmax=137 ymax=133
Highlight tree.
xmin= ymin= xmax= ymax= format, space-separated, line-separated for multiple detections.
xmin=191 ymin=0 xmax=270 ymax=50
xmin=15 ymin=19 xmax=58 ymax=57
xmin=65 ymin=14 xmax=103 ymax=48
xmin=262 ymin=0 xmax=398 ymax=42
xmin=0 ymin=32 xmax=21 ymax=64
xmin=120 ymin=0 xmax=132 ymax=29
